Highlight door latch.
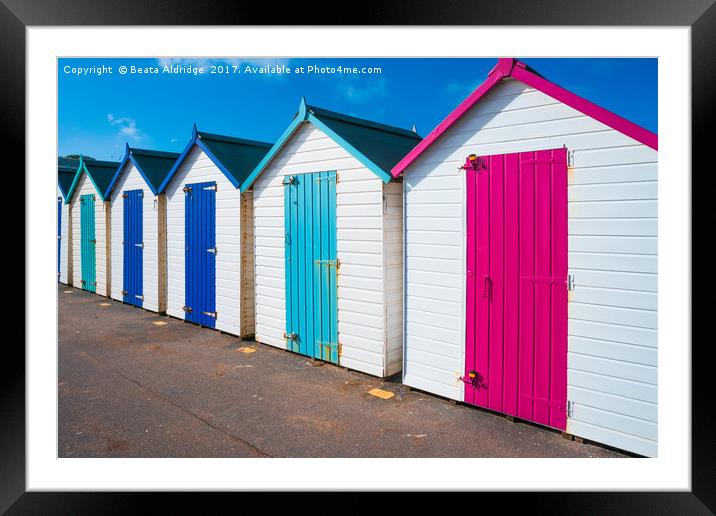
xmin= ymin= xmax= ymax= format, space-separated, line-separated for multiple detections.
xmin=182 ymin=306 xmax=193 ymax=313
xmin=283 ymin=175 xmax=296 ymax=185
xmin=481 ymin=275 xmax=491 ymax=299
xmin=182 ymin=186 xmax=192 ymax=193
xmin=283 ymin=331 xmax=298 ymax=342
xmin=459 ymin=370 xmax=485 ymax=389
xmin=121 ymin=289 xmax=128 ymax=295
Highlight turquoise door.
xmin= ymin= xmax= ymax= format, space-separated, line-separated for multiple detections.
xmin=80 ymin=194 xmax=96 ymax=293
xmin=284 ymin=171 xmax=338 ymax=363
xmin=57 ymin=197 xmax=62 ymax=278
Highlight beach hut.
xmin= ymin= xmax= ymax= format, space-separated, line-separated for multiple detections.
xmin=65 ymin=156 xmax=120 ymax=296
xmin=242 ymin=99 xmax=421 ymax=377
xmin=105 ymin=145 xmax=179 ymax=312
xmin=393 ymin=58 xmax=658 ymax=456
xmin=58 ymin=157 xmax=79 ymax=284
xmin=160 ymin=125 xmax=271 ymax=337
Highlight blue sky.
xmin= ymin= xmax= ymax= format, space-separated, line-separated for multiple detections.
xmin=58 ymin=58 xmax=657 ymax=161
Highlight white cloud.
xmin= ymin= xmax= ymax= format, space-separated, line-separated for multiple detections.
xmin=107 ymin=113 xmax=142 ymax=141
xmin=343 ymin=79 xmax=388 ymax=104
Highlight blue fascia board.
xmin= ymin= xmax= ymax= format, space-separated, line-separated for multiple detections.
xmin=157 ymin=133 xmax=240 ymax=193
xmin=105 ymin=153 xmax=161 ymax=199
xmin=64 ymin=158 xmax=107 ymax=203
xmin=63 ymin=158 xmax=85 ymax=204
xmin=239 ymin=115 xmax=304 ymax=192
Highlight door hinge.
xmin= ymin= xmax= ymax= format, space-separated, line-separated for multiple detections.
xmin=183 ymin=186 xmax=192 ymax=193
xmin=202 ymin=311 xmax=217 ymax=319
xmin=568 ymin=274 xmax=575 ymax=291
xmin=206 ymin=247 xmax=217 ymax=255
xmin=182 ymin=306 xmax=193 ymax=313
xmin=522 ymin=276 xmax=568 ymax=286
xmin=203 ymin=185 xmax=217 ymax=191
xmin=135 ymin=294 xmax=144 ymax=300
xmin=568 ymin=150 xmax=575 ymax=167
xmin=121 ymin=193 xmax=128 ymax=198
xmin=121 ymin=289 xmax=128 ymax=295
xmin=283 ymin=175 xmax=296 ymax=185
xmin=567 ymin=400 xmax=574 ymax=418
xmin=89 ymin=239 xmax=97 ymax=243
xmin=315 ymin=259 xmax=340 ymax=269
xmin=337 ymin=342 xmax=342 ymax=357
xmin=135 ymin=242 xmax=144 ymax=248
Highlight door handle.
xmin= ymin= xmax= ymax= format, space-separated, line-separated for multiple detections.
xmin=481 ymin=275 xmax=491 ymax=299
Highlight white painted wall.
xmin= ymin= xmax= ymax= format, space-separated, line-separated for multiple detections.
xmin=402 ymin=78 xmax=658 ymax=457
xmin=69 ymin=172 xmax=108 ymax=296
xmin=164 ymin=145 xmax=247 ymax=337
xmin=252 ymin=122 xmax=402 ymax=377
xmin=58 ymin=187 xmax=70 ymax=284
xmin=108 ymin=162 xmax=161 ymax=313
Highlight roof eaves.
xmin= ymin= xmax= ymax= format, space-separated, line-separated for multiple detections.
xmin=391 ymin=57 xmax=658 ymax=178
xmin=239 ymin=99 xmax=309 ymax=192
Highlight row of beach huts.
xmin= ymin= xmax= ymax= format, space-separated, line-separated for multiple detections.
xmin=57 ymin=58 xmax=659 ymax=457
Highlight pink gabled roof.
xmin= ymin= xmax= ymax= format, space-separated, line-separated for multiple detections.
xmin=391 ymin=58 xmax=658 ymax=178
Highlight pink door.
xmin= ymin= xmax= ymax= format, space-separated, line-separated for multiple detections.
xmin=464 ymin=148 xmax=568 ymax=431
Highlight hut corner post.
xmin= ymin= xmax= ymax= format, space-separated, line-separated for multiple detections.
xmin=105 ymin=200 xmax=111 ymax=297
xmin=157 ymin=193 xmax=168 ymax=314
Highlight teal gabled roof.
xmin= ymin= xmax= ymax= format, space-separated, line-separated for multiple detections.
xmin=240 ymin=98 xmax=422 ymax=191
xmin=105 ymin=144 xmax=180 ymax=197
xmin=58 ymin=158 xmax=80 ymax=199
xmin=158 ymin=125 xmax=272 ymax=193
xmin=64 ymin=156 xmax=120 ymax=203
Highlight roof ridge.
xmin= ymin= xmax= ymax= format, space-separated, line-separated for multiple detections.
xmin=307 ymin=104 xmax=420 ymax=140
xmin=197 ymin=130 xmax=272 ymax=149
xmin=129 ymin=147 xmax=180 ymax=158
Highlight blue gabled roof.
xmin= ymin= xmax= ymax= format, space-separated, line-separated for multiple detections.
xmin=64 ymin=156 xmax=120 ymax=204
xmin=105 ymin=144 xmax=180 ymax=197
xmin=240 ymin=98 xmax=422 ymax=191
xmin=158 ymin=124 xmax=272 ymax=193
xmin=58 ymin=157 xmax=80 ymax=199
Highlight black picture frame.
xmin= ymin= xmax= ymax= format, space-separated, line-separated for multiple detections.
xmin=4 ymin=0 xmax=708 ymax=511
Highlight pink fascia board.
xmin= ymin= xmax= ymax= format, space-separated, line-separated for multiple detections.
xmin=391 ymin=58 xmax=658 ymax=178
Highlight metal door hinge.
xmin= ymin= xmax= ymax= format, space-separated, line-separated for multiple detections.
xmin=567 ymin=400 xmax=574 ymax=418
xmin=182 ymin=306 xmax=193 ymax=312
xmin=90 ymin=239 xmax=97 ymax=243
xmin=121 ymin=193 xmax=128 ymax=198
xmin=183 ymin=186 xmax=192 ymax=193
xmin=203 ymin=184 xmax=217 ymax=191
xmin=135 ymin=242 xmax=144 ymax=248
xmin=283 ymin=175 xmax=296 ymax=185
xmin=337 ymin=342 xmax=342 ymax=357
xmin=135 ymin=294 xmax=144 ymax=300
xmin=568 ymin=150 xmax=575 ymax=167
xmin=283 ymin=331 xmax=298 ymax=341
xmin=568 ymin=274 xmax=575 ymax=291
xmin=315 ymin=259 xmax=340 ymax=269
xmin=202 ymin=311 xmax=217 ymax=319
xmin=206 ymin=247 xmax=217 ymax=255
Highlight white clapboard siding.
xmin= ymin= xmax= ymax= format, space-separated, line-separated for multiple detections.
xmin=108 ymin=163 xmax=161 ymax=313
xmin=164 ymin=145 xmax=247 ymax=337
xmin=402 ymin=77 xmax=658 ymax=456
xmin=58 ymin=187 xmax=70 ymax=284
xmin=69 ymin=172 xmax=108 ymax=296
xmin=252 ymin=122 xmax=402 ymax=377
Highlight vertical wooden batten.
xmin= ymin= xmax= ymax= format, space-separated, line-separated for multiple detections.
xmin=157 ymin=193 xmax=167 ymax=314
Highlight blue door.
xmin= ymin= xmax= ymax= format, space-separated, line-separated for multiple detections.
xmin=284 ymin=171 xmax=338 ymax=363
xmin=184 ymin=181 xmax=216 ymax=328
xmin=57 ymin=197 xmax=62 ymax=278
xmin=123 ymin=189 xmax=144 ymax=307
